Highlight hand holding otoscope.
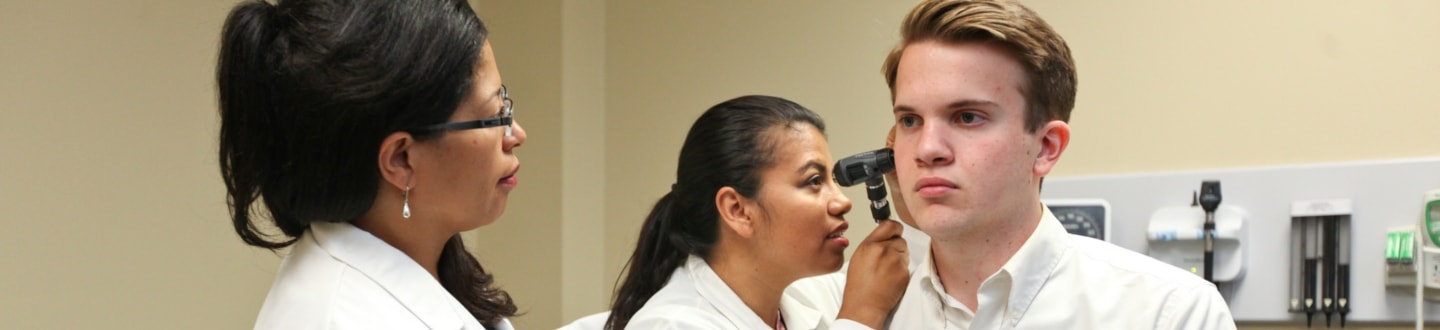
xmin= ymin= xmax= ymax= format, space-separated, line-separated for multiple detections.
xmin=831 ymin=147 xmax=909 ymax=328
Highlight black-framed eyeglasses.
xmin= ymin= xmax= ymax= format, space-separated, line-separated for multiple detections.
xmin=408 ymin=85 xmax=514 ymax=137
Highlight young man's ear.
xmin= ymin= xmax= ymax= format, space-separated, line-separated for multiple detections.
xmin=884 ymin=126 xmax=917 ymax=227
xmin=378 ymin=131 xmax=417 ymax=191
xmin=715 ymin=186 xmax=758 ymax=238
xmin=1033 ymin=120 xmax=1070 ymax=178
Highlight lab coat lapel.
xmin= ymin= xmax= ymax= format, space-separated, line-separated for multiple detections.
xmin=310 ymin=222 xmax=473 ymax=329
xmin=780 ymin=290 xmax=828 ymax=330
xmin=686 ymin=255 xmax=771 ymax=329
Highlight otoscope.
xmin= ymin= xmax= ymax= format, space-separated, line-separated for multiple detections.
xmin=1198 ymin=180 xmax=1222 ymax=285
xmin=834 ymin=148 xmax=895 ymax=222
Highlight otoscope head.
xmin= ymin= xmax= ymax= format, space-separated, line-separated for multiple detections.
xmin=1199 ymin=180 xmax=1222 ymax=213
xmin=835 ymin=148 xmax=895 ymax=222
xmin=834 ymin=148 xmax=894 ymax=187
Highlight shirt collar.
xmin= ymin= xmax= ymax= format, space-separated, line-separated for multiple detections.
xmin=995 ymin=205 xmax=1070 ymax=325
xmin=310 ymin=221 xmax=477 ymax=329
xmin=914 ymin=204 xmax=1071 ymax=326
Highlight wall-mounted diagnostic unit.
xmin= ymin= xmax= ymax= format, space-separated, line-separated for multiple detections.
xmin=1386 ymin=189 xmax=1440 ymax=329
xmin=1147 ymin=180 xmax=1248 ymax=284
xmin=1289 ymin=199 xmax=1352 ymax=328
xmin=1040 ymin=157 xmax=1440 ymax=323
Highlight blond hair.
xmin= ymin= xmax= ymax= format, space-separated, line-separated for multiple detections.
xmin=883 ymin=0 xmax=1076 ymax=132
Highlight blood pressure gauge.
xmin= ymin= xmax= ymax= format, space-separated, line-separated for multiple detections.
xmin=1043 ymin=198 xmax=1112 ymax=242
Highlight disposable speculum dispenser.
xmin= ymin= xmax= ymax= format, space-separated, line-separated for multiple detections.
xmin=1387 ymin=189 xmax=1440 ymax=330
xmin=1416 ymin=189 xmax=1440 ymax=298
xmin=1385 ymin=226 xmax=1440 ymax=299
xmin=1288 ymin=199 xmax=1351 ymax=328
xmin=1147 ymin=180 xmax=1248 ymax=284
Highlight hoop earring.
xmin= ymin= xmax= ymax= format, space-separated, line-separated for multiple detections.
xmin=402 ymin=186 xmax=412 ymax=219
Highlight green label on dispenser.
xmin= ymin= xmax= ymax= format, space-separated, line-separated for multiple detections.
xmin=1389 ymin=232 xmax=1398 ymax=259
xmin=1403 ymin=231 xmax=1413 ymax=259
xmin=1429 ymin=200 xmax=1440 ymax=246
xmin=1389 ymin=231 xmax=1413 ymax=259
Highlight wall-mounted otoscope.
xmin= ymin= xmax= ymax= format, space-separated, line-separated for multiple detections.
xmin=1199 ymin=180 xmax=1222 ymax=285
xmin=834 ymin=148 xmax=895 ymax=222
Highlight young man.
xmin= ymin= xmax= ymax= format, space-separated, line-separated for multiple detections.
xmin=877 ymin=0 xmax=1236 ymax=328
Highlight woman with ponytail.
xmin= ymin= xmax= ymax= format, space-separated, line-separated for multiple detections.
xmin=604 ymin=96 xmax=911 ymax=329
xmin=217 ymin=0 xmax=523 ymax=328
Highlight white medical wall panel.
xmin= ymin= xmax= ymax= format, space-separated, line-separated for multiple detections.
xmin=1041 ymin=157 xmax=1440 ymax=322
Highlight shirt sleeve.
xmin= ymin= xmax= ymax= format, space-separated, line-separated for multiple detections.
xmin=1159 ymin=284 xmax=1237 ymax=330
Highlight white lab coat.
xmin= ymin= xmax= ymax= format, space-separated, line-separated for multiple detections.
xmin=254 ymin=221 xmax=512 ymax=330
xmin=626 ymin=255 xmax=839 ymax=329
xmin=567 ymin=222 xmax=930 ymax=330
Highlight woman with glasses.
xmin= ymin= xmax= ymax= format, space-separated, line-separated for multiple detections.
xmin=216 ymin=0 xmax=524 ymax=328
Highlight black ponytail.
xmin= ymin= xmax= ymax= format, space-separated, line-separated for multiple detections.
xmin=605 ymin=96 xmax=826 ymax=329
xmin=217 ymin=0 xmax=516 ymax=326
xmin=218 ymin=0 xmax=296 ymax=249
xmin=606 ymin=193 xmax=692 ymax=330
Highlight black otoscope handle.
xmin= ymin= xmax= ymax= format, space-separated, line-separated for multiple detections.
xmin=866 ymin=177 xmax=891 ymax=222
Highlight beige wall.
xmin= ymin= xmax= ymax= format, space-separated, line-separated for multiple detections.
xmin=3 ymin=0 xmax=1437 ymax=329
xmin=1 ymin=0 xmax=274 ymax=328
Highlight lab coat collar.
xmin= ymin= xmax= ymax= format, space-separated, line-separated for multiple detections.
xmin=686 ymin=255 xmax=772 ymax=328
xmin=779 ymin=286 xmax=828 ymax=330
xmin=689 ymin=255 xmax=831 ymax=329
xmin=310 ymin=221 xmax=476 ymax=329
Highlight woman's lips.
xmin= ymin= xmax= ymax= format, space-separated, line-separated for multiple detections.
xmin=827 ymin=223 xmax=850 ymax=247
xmin=498 ymin=166 xmax=520 ymax=187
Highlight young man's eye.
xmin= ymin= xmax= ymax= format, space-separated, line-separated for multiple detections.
xmin=898 ymin=115 xmax=920 ymax=128
xmin=956 ymin=112 xmax=983 ymax=124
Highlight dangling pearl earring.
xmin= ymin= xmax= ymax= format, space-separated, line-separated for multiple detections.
xmin=402 ymin=186 xmax=412 ymax=219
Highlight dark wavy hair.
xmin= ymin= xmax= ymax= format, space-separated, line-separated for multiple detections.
xmin=605 ymin=95 xmax=826 ymax=329
xmin=216 ymin=0 xmax=516 ymax=326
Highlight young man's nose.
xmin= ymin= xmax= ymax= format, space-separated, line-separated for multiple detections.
xmin=914 ymin=124 xmax=954 ymax=167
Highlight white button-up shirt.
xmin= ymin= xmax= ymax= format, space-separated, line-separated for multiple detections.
xmin=254 ymin=222 xmax=509 ymax=330
xmin=816 ymin=206 xmax=1235 ymax=329
xmin=629 ymin=255 xmax=835 ymax=329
